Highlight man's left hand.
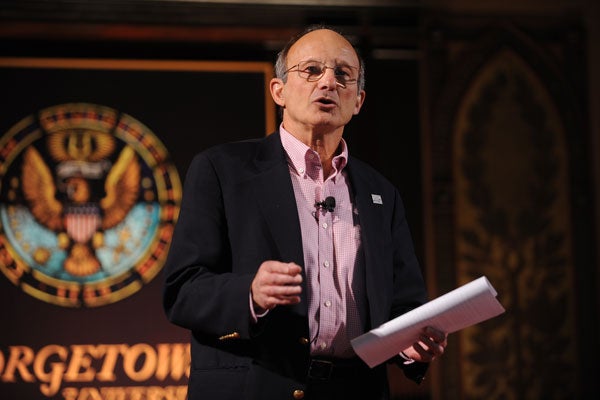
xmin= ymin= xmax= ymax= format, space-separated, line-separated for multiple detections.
xmin=401 ymin=326 xmax=448 ymax=363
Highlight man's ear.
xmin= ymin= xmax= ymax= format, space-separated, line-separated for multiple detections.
xmin=270 ymin=78 xmax=285 ymax=107
xmin=353 ymin=90 xmax=366 ymax=115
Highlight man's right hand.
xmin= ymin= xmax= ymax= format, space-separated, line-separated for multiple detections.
xmin=251 ymin=261 xmax=303 ymax=313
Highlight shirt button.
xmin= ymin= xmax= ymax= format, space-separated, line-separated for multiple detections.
xmin=322 ymin=222 xmax=328 ymax=229
xmin=323 ymin=260 xmax=329 ymax=268
xmin=324 ymin=300 xmax=331 ymax=307
xmin=293 ymin=389 xmax=305 ymax=399
xmin=299 ymin=337 xmax=310 ymax=346
xmin=319 ymin=343 xmax=327 ymax=350
xmin=298 ymin=168 xmax=305 ymax=174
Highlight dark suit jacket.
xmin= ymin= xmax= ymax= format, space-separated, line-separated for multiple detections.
xmin=163 ymin=131 xmax=428 ymax=400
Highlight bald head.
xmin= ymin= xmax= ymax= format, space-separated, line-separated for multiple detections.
xmin=275 ymin=26 xmax=365 ymax=92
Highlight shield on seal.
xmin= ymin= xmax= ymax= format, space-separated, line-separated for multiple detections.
xmin=64 ymin=204 xmax=101 ymax=243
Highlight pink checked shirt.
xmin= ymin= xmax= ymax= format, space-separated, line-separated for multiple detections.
xmin=280 ymin=127 xmax=367 ymax=358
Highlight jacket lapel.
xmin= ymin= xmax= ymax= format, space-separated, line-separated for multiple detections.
xmin=252 ymin=133 xmax=304 ymax=265
xmin=346 ymin=159 xmax=389 ymax=326
xmin=251 ymin=133 xmax=308 ymax=310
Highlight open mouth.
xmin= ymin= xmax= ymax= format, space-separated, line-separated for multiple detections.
xmin=315 ymin=97 xmax=337 ymax=107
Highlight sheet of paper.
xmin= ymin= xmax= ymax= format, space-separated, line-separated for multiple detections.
xmin=351 ymin=276 xmax=505 ymax=368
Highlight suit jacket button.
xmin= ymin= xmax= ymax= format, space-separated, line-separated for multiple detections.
xmin=299 ymin=337 xmax=309 ymax=346
xmin=293 ymin=389 xmax=305 ymax=399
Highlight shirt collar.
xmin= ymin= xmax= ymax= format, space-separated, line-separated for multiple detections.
xmin=280 ymin=125 xmax=349 ymax=179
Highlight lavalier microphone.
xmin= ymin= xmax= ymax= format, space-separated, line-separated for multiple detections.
xmin=314 ymin=196 xmax=336 ymax=213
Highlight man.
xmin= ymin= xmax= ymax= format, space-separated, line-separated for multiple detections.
xmin=163 ymin=26 xmax=447 ymax=400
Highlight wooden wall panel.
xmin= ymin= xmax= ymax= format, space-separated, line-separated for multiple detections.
xmin=422 ymin=17 xmax=596 ymax=399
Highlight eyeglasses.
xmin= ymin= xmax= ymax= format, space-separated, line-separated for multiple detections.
xmin=284 ymin=60 xmax=358 ymax=88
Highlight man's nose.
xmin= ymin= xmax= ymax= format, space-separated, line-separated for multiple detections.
xmin=318 ymin=67 xmax=339 ymax=89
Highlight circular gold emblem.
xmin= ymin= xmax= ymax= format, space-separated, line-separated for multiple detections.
xmin=0 ymin=103 xmax=181 ymax=307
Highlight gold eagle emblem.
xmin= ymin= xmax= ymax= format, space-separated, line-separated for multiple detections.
xmin=21 ymin=130 xmax=141 ymax=276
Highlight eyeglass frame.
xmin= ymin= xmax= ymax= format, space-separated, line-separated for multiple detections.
xmin=283 ymin=60 xmax=360 ymax=89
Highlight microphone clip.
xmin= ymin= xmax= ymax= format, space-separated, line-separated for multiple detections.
xmin=315 ymin=196 xmax=336 ymax=213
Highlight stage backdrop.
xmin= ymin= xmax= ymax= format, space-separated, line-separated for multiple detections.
xmin=0 ymin=57 xmax=275 ymax=399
